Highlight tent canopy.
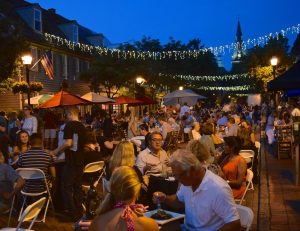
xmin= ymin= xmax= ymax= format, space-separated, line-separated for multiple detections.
xmin=39 ymin=90 xmax=90 ymax=108
xmin=81 ymin=92 xmax=115 ymax=103
xmin=113 ymin=95 xmax=143 ymax=105
xmin=267 ymin=61 xmax=300 ymax=91
xmin=163 ymin=89 xmax=206 ymax=106
xmin=128 ymin=96 xmax=157 ymax=106
xmin=24 ymin=94 xmax=53 ymax=105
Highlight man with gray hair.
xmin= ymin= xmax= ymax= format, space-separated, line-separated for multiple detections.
xmin=153 ymin=149 xmax=241 ymax=231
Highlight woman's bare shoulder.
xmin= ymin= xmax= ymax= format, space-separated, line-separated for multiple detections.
xmin=135 ymin=216 xmax=159 ymax=231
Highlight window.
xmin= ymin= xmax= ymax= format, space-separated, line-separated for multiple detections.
xmin=34 ymin=9 xmax=42 ymax=31
xmin=62 ymin=55 xmax=68 ymax=79
xmin=73 ymin=25 xmax=78 ymax=43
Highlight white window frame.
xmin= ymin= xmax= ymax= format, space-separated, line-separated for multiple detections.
xmin=34 ymin=8 xmax=42 ymax=32
xmin=73 ymin=24 xmax=78 ymax=43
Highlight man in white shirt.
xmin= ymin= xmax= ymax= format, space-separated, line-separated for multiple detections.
xmin=136 ymin=131 xmax=169 ymax=175
xmin=180 ymin=102 xmax=190 ymax=118
xmin=153 ymin=149 xmax=241 ymax=231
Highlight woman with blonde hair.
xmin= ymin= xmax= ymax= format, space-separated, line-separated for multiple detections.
xmin=89 ymin=166 xmax=158 ymax=231
xmin=109 ymin=141 xmax=136 ymax=174
xmin=186 ymin=139 xmax=223 ymax=177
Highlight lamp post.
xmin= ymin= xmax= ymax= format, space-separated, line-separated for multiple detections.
xmin=21 ymin=54 xmax=33 ymax=106
xmin=134 ymin=76 xmax=146 ymax=116
xmin=270 ymin=56 xmax=278 ymax=112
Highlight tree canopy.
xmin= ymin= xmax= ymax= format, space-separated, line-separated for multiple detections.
xmin=0 ymin=8 xmax=28 ymax=83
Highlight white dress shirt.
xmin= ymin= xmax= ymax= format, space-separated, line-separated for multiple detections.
xmin=177 ymin=170 xmax=240 ymax=231
xmin=136 ymin=148 xmax=169 ymax=175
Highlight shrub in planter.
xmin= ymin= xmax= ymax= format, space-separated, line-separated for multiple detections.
xmin=11 ymin=81 xmax=29 ymax=94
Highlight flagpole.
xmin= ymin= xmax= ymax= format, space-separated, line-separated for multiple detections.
xmin=29 ymin=57 xmax=42 ymax=71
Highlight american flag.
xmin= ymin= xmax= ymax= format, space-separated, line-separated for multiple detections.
xmin=41 ymin=51 xmax=54 ymax=80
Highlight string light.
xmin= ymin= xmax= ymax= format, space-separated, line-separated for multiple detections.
xmin=44 ymin=23 xmax=300 ymax=59
xmin=159 ymin=73 xmax=251 ymax=81
xmin=194 ymin=85 xmax=253 ymax=91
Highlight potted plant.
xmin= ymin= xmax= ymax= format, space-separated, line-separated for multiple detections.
xmin=11 ymin=81 xmax=29 ymax=94
xmin=30 ymin=81 xmax=43 ymax=92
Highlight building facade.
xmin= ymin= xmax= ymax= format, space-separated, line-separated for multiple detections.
xmin=0 ymin=0 xmax=111 ymax=111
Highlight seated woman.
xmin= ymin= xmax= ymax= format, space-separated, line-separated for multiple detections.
xmin=219 ymin=136 xmax=247 ymax=199
xmin=84 ymin=127 xmax=108 ymax=166
xmin=105 ymin=141 xmax=148 ymax=204
xmin=106 ymin=141 xmax=138 ymax=180
xmin=187 ymin=139 xmax=223 ymax=177
xmin=200 ymin=123 xmax=217 ymax=157
xmin=96 ymin=129 xmax=114 ymax=158
xmin=191 ymin=122 xmax=201 ymax=140
xmin=89 ymin=166 xmax=159 ymax=231
xmin=11 ymin=130 xmax=30 ymax=164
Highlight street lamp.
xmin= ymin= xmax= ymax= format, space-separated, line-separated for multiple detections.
xmin=136 ymin=76 xmax=145 ymax=85
xmin=22 ymin=54 xmax=33 ymax=106
xmin=270 ymin=56 xmax=279 ymax=111
xmin=179 ymin=86 xmax=183 ymax=90
xmin=270 ymin=56 xmax=278 ymax=79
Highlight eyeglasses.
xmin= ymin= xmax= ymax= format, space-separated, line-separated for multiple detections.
xmin=151 ymin=139 xmax=162 ymax=142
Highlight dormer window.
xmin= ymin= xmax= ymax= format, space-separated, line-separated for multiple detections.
xmin=73 ymin=25 xmax=78 ymax=43
xmin=34 ymin=8 xmax=42 ymax=31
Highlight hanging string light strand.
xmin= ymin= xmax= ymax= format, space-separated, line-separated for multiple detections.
xmin=44 ymin=23 xmax=300 ymax=59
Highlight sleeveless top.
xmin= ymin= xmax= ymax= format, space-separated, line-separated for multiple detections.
xmin=113 ymin=202 xmax=146 ymax=231
xmin=222 ymin=155 xmax=246 ymax=199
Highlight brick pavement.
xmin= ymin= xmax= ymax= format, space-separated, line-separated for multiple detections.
xmin=257 ymin=141 xmax=300 ymax=231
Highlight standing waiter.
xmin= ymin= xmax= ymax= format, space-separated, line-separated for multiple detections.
xmin=51 ymin=107 xmax=86 ymax=221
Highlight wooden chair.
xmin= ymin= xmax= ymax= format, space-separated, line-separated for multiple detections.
xmin=274 ymin=125 xmax=293 ymax=160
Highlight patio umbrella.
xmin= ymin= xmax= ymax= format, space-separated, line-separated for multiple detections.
xmin=81 ymin=92 xmax=115 ymax=103
xmin=113 ymin=95 xmax=143 ymax=105
xmin=39 ymin=90 xmax=90 ymax=108
xmin=24 ymin=94 xmax=53 ymax=105
xmin=128 ymin=96 xmax=157 ymax=106
xmin=163 ymin=89 xmax=206 ymax=106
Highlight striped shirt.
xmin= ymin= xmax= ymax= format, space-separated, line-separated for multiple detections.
xmin=18 ymin=147 xmax=53 ymax=193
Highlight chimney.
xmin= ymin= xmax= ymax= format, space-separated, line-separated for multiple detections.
xmin=48 ymin=8 xmax=56 ymax=14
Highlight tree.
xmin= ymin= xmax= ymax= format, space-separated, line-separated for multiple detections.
xmin=291 ymin=33 xmax=300 ymax=59
xmin=80 ymin=56 xmax=135 ymax=98
xmin=237 ymin=34 xmax=293 ymax=91
xmin=0 ymin=8 xmax=28 ymax=83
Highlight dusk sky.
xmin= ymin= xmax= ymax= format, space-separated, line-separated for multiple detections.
xmin=28 ymin=0 xmax=300 ymax=70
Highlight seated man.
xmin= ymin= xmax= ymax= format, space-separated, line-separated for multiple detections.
xmin=136 ymin=131 xmax=169 ymax=175
xmin=17 ymin=133 xmax=55 ymax=193
xmin=158 ymin=115 xmax=173 ymax=141
xmin=153 ymin=149 xmax=241 ymax=231
xmin=226 ymin=117 xmax=239 ymax=137
xmin=131 ymin=123 xmax=151 ymax=151
xmin=0 ymin=151 xmax=24 ymax=213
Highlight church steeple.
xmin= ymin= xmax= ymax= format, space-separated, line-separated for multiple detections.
xmin=232 ymin=19 xmax=245 ymax=64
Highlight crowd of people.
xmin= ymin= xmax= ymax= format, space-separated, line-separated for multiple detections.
xmin=0 ymin=98 xmax=299 ymax=230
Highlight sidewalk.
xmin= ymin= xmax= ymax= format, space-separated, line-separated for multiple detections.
xmin=257 ymin=141 xmax=300 ymax=231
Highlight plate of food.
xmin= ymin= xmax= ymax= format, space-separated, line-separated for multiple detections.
xmin=144 ymin=209 xmax=185 ymax=225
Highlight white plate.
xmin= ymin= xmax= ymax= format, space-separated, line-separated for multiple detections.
xmin=144 ymin=209 xmax=185 ymax=225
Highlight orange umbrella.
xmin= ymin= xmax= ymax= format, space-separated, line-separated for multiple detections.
xmin=39 ymin=90 xmax=90 ymax=108
xmin=113 ymin=95 xmax=143 ymax=105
